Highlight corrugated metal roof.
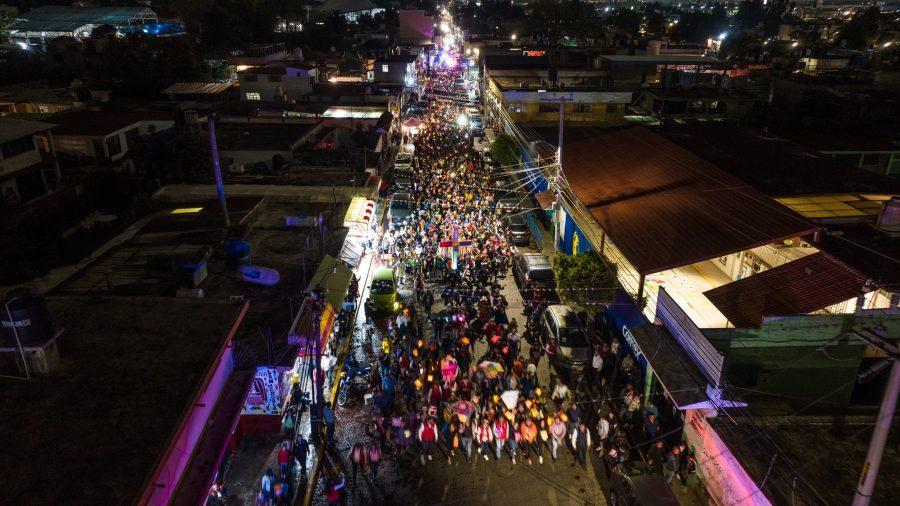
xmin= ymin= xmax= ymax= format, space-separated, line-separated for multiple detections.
xmin=9 ymin=6 xmax=156 ymax=32
xmin=703 ymin=252 xmax=867 ymax=328
xmin=562 ymin=127 xmax=818 ymax=275
xmin=162 ymin=82 xmax=233 ymax=95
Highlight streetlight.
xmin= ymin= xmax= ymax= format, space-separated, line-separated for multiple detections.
xmin=511 ymin=33 xmax=517 ymax=41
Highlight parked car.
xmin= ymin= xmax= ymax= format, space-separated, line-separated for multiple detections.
xmin=503 ymin=214 xmax=531 ymax=246
xmin=512 ymin=252 xmax=555 ymax=292
xmin=539 ymin=305 xmax=591 ymax=373
xmin=389 ymin=192 xmax=413 ymax=224
xmin=368 ymin=268 xmax=399 ymax=314
xmin=393 ymin=175 xmax=415 ymax=191
xmin=609 ymin=462 xmax=679 ymax=506
xmin=497 ymin=195 xmax=524 ymax=213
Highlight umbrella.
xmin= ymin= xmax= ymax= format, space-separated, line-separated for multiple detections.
xmin=441 ymin=357 xmax=459 ymax=383
xmin=454 ymin=400 xmax=473 ymax=422
xmin=478 ymin=361 xmax=504 ymax=378
xmin=500 ymin=390 xmax=519 ymax=410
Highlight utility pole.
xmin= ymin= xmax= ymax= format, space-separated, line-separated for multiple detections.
xmin=3 ymin=296 xmax=29 ymax=380
xmin=207 ymin=113 xmax=230 ymax=228
xmin=540 ymin=94 xmax=573 ymax=251
xmin=848 ymin=327 xmax=899 ymax=506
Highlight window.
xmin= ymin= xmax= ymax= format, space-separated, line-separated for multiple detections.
xmin=245 ymin=92 xmax=261 ymax=100
xmin=0 ymin=135 xmax=35 ymax=159
xmin=507 ymin=102 xmax=524 ymax=113
xmin=381 ymin=64 xmax=389 ymax=72
xmin=573 ymin=103 xmax=592 ymax=113
xmin=606 ymin=103 xmax=618 ymax=113
xmin=105 ymin=134 xmax=122 ymax=157
xmin=268 ymin=74 xmax=282 ymax=82
xmin=539 ymin=103 xmax=557 ymax=113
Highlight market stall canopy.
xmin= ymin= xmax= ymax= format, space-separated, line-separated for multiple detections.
xmin=628 ymin=324 xmax=711 ymax=410
xmin=306 ymin=254 xmax=353 ymax=311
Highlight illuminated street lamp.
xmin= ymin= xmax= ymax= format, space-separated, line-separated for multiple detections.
xmin=455 ymin=114 xmax=469 ymax=128
xmin=511 ymin=33 xmax=517 ymax=41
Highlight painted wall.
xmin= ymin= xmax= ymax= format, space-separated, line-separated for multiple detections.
xmin=683 ymin=409 xmax=773 ymax=506
xmin=703 ymin=313 xmax=900 ymax=409
xmin=139 ymin=302 xmax=248 ymax=506
xmin=142 ymin=345 xmax=235 ymax=505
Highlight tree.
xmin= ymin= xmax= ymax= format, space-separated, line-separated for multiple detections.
xmin=835 ymin=6 xmax=880 ymax=50
xmin=490 ymin=134 xmax=519 ymax=167
xmin=552 ymin=250 xmax=618 ymax=310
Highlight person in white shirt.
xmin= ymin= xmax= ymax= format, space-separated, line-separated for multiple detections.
xmin=551 ymin=382 xmax=569 ymax=408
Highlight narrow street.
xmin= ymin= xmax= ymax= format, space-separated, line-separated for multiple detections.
xmin=311 ymin=17 xmax=608 ymax=506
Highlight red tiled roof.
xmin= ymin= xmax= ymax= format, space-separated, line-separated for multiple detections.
xmin=562 ymin=127 xmax=818 ymax=274
xmin=49 ymin=110 xmax=173 ymax=136
xmin=703 ymin=252 xmax=867 ymax=328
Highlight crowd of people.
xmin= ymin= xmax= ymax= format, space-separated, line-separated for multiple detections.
xmin=323 ymin=37 xmax=699 ymax=505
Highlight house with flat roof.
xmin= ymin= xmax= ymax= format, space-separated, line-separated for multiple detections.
xmin=238 ymin=62 xmax=320 ymax=102
xmin=0 ymin=117 xmax=58 ymax=208
xmin=48 ymin=110 xmax=174 ymax=164
xmin=0 ymin=295 xmax=250 ymax=505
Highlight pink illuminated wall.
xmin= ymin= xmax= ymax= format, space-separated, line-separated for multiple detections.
xmin=684 ymin=410 xmax=772 ymax=506
xmin=138 ymin=302 xmax=249 ymax=506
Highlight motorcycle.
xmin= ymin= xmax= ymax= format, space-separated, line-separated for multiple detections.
xmin=336 ymin=354 xmax=373 ymax=407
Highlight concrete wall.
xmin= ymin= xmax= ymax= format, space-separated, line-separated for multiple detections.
xmin=704 ymin=313 xmax=900 ymax=408
xmin=239 ymin=75 xmax=313 ymax=102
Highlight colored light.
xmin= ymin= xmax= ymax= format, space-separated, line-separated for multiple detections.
xmin=171 ymin=207 xmax=203 ymax=214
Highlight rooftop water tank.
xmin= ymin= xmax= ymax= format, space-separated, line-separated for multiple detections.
xmin=1 ymin=289 xmax=55 ymax=347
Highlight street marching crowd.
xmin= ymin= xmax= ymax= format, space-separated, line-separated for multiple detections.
xmin=317 ymin=42 xmax=698 ymax=506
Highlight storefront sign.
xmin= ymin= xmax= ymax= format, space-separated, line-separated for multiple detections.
xmin=523 ymin=50 xmax=545 ymax=57
xmin=622 ymin=325 xmax=642 ymax=359
xmin=243 ymin=366 xmax=287 ymax=415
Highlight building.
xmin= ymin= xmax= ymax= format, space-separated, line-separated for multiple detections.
xmin=315 ymin=0 xmax=384 ymax=22
xmin=483 ymin=56 xmax=631 ymax=127
xmin=0 ymin=81 xmax=110 ymax=114
xmin=595 ymin=54 xmax=728 ymax=89
xmin=0 ymin=117 xmax=58 ymax=208
xmin=0 ymin=295 xmax=250 ymax=505
xmin=634 ymin=87 xmax=760 ymax=123
xmin=48 ymin=110 xmax=174 ymax=164
xmin=238 ymin=63 xmax=320 ymax=102
xmin=373 ymin=54 xmax=418 ymax=86
xmin=773 ymin=128 xmax=900 ymax=177
xmin=4 ymin=5 xmax=157 ymax=50
xmin=512 ymin=124 xmax=899 ymax=505
xmin=210 ymin=122 xmax=325 ymax=173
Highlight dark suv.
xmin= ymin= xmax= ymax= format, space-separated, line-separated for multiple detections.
xmin=609 ymin=463 xmax=679 ymax=506
xmin=512 ymin=253 xmax=556 ymax=292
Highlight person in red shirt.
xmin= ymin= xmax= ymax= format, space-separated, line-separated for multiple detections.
xmin=418 ymin=416 xmax=439 ymax=465
xmin=277 ymin=442 xmax=291 ymax=478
